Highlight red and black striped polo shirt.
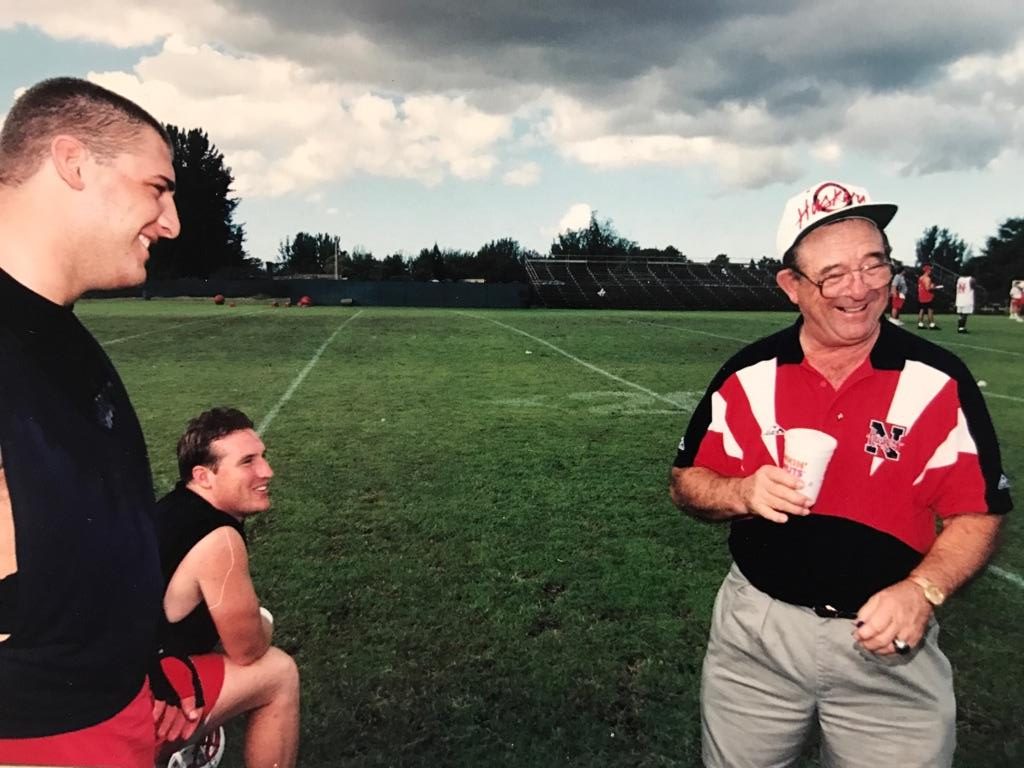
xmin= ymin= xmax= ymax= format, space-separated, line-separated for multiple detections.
xmin=674 ymin=317 xmax=1012 ymax=611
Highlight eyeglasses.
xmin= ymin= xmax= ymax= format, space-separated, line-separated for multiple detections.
xmin=790 ymin=261 xmax=894 ymax=298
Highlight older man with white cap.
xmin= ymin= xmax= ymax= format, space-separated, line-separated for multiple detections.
xmin=669 ymin=181 xmax=1012 ymax=767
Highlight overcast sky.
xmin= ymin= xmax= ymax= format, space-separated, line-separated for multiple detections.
xmin=2 ymin=1 xmax=1023 ymax=264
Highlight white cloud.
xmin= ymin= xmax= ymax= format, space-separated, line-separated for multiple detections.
xmin=557 ymin=203 xmax=592 ymax=233
xmin=949 ymin=38 xmax=1024 ymax=85
xmin=502 ymin=161 xmax=541 ymax=186
xmin=0 ymin=0 xmax=230 ymax=47
xmin=5 ymin=0 xmax=1022 ymax=206
xmin=534 ymin=89 xmax=798 ymax=188
xmin=87 ymin=37 xmax=512 ymax=196
xmin=560 ymin=134 xmax=715 ymax=169
xmin=811 ymin=142 xmax=842 ymax=163
xmin=556 ymin=133 xmax=797 ymax=189
xmin=842 ymin=91 xmax=1011 ymax=175
xmin=538 ymin=92 xmax=611 ymax=144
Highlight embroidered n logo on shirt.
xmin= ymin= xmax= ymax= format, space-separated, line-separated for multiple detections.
xmin=864 ymin=419 xmax=907 ymax=461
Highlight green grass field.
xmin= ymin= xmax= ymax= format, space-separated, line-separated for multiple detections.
xmin=78 ymin=300 xmax=1024 ymax=767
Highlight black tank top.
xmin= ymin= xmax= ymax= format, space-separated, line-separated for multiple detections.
xmin=154 ymin=483 xmax=245 ymax=656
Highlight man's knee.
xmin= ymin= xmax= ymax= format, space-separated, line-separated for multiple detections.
xmin=262 ymin=646 xmax=300 ymax=702
xmin=215 ymin=646 xmax=299 ymax=721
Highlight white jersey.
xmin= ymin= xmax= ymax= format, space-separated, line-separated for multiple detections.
xmin=955 ymin=276 xmax=975 ymax=311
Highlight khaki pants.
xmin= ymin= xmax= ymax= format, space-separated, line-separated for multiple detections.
xmin=701 ymin=564 xmax=955 ymax=768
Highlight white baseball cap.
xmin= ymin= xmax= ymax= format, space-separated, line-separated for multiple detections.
xmin=776 ymin=181 xmax=897 ymax=259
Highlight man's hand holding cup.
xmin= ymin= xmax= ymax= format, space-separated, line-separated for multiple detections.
xmin=740 ymin=428 xmax=838 ymax=523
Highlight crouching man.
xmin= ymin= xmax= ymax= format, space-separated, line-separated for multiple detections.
xmin=155 ymin=407 xmax=299 ymax=768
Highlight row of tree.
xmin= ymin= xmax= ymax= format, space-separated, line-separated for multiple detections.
xmin=274 ymin=234 xmax=536 ymax=282
xmin=272 ymin=215 xmax=696 ymax=283
xmin=149 ymin=123 xmax=1022 ymax=296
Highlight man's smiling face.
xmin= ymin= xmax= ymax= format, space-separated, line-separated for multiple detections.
xmin=778 ymin=218 xmax=891 ymax=350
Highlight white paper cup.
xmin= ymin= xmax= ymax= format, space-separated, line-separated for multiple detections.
xmin=782 ymin=428 xmax=838 ymax=505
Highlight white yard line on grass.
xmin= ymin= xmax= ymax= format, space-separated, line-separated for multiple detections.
xmin=989 ymin=565 xmax=1024 ymax=590
xmin=980 ymin=391 xmax=1024 ymax=404
xmin=624 ymin=318 xmax=752 ymax=344
xmin=101 ymin=310 xmax=262 ymax=346
xmin=460 ymin=312 xmax=685 ymax=409
xmin=941 ymin=339 xmax=1023 ymax=358
xmin=257 ymin=311 xmax=363 ymax=436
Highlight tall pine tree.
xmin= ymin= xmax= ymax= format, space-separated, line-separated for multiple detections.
xmin=147 ymin=126 xmax=250 ymax=278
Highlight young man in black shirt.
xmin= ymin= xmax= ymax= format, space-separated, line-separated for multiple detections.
xmin=156 ymin=408 xmax=299 ymax=768
xmin=0 ymin=77 xmax=188 ymax=767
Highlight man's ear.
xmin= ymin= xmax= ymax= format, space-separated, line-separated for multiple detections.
xmin=776 ymin=268 xmax=801 ymax=306
xmin=50 ymin=135 xmax=88 ymax=191
xmin=191 ymin=464 xmax=214 ymax=489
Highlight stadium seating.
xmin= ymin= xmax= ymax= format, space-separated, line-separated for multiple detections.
xmin=526 ymin=256 xmax=791 ymax=310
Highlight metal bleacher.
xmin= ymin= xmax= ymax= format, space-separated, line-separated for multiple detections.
xmin=526 ymin=256 xmax=791 ymax=310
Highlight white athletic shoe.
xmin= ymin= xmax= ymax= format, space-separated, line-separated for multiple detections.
xmin=887 ymin=317 xmax=903 ymax=325
xmin=164 ymin=727 xmax=225 ymax=768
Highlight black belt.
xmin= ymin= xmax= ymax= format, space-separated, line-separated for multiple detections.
xmin=812 ymin=604 xmax=859 ymax=620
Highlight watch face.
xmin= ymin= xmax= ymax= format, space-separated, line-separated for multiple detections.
xmin=912 ymin=576 xmax=945 ymax=606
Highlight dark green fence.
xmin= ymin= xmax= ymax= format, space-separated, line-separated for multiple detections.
xmin=87 ymin=279 xmax=531 ymax=309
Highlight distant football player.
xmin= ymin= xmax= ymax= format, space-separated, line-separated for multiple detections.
xmin=954 ymin=263 xmax=976 ymax=334
xmin=1010 ymin=280 xmax=1023 ymax=322
xmin=888 ymin=263 xmax=908 ymax=325
xmin=917 ymin=263 xmax=941 ymax=329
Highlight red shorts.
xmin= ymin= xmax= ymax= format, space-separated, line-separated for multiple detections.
xmin=159 ymin=653 xmax=227 ymax=720
xmin=891 ymin=295 xmax=905 ymax=311
xmin=0 ymin=655 xmax=225 ymax=768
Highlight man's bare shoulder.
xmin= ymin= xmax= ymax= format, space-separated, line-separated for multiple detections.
xmin=182 ymin=525 xmax=249 ymax=579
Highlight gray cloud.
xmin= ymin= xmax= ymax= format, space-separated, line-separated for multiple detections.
xmin=220 ymin=2 xmax=1022 ymax=96
xmin=14 ymin=1 xmax=1023 ymax=137
xmin=151 ymin=1 xmax=1024 ymax=184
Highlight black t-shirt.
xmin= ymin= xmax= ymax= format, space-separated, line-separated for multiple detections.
xmin=0 ymin=269 xmax=162 ymax=737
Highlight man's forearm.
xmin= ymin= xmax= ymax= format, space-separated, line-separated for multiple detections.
xmin=854 ymin=513 xmax=1003 ymax=654
xmin=224 ymin=629 xmax=271 ymax=667
xmin=671 ymin=464 xmax=813 ymax=525
xmin=669 ymin=466 xmax=747 ymax=522
xmin=910 ymin=513 xmax=1003 ymax=598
